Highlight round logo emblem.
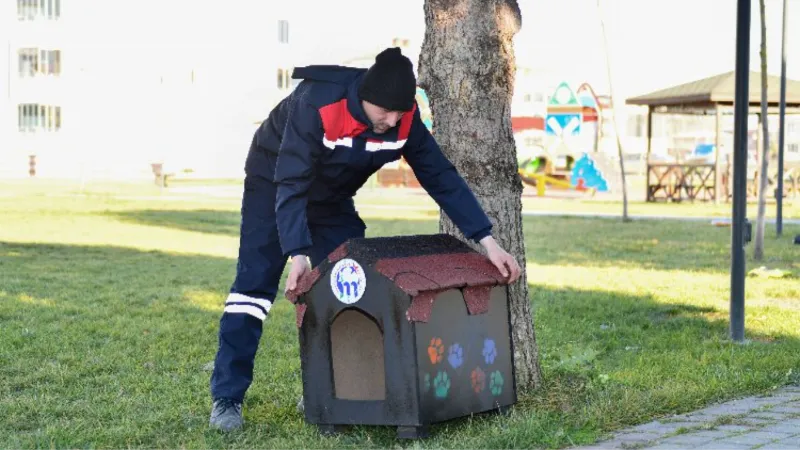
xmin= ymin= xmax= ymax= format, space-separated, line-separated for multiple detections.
xmin=330 ymin=258 xmax=366 ymax=304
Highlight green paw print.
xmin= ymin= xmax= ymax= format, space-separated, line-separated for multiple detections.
xmin=424 ymin=373 xmax=431 ymax=392
xmin=489 ymin=371 xmax=504 ymax=396
xmin=434 ymin=371 xmax=451 ymax=399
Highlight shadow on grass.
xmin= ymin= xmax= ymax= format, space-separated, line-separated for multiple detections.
xmin=108 ymin=208 xmax=800 ymax=275
xmin=2 ymin=240 xmax=799 ymax=449
xmin=107 ymin=209 xmax=442 ymax=243
xmin=109 ymin=209 xmax=243 ymax=236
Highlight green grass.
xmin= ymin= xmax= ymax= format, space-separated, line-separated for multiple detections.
xmin=353 ymin=190 xmax=800 ymax=220
xmin=4 ymin=177 xmax=799 ymax=220
xmin=1 ymin=181 xmax=799 ymax=449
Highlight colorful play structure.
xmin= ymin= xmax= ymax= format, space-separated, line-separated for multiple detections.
xmin=518 ymin=153 xmax=609 ymax=196
xmin=514 ymin=81 xmax=615 ymax=196
xmin=376 ymin=83 xmax=616 ymax=197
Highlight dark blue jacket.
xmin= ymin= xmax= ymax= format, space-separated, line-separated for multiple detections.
xmin=254 ymin=65 xmax=493 ymax=258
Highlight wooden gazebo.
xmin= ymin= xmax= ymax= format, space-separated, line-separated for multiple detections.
xmin=626 ymin=71 xmax=800 ymax=202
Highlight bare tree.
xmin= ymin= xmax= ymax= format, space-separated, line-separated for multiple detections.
xmin=754 ymin=0 xmax=770 ymax=260
xmin=597 ymin=0 xmax=630 ymax=222
xmin=418 ymin=0 xmax=542 ymax=390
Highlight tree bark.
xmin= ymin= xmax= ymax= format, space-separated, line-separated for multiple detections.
xmin=754 ymin=0 xmax=769 ymax=260
xmin=597 ymin=0 xmax=630 ymax=222
xmin=419 ymin=0 xmax=542 ymax=391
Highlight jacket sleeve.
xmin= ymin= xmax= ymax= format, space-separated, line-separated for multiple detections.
xmin=273 ymin=85 xmax=324 ymax=258
xmin=401 ymin=108 xmax=493 ymax=242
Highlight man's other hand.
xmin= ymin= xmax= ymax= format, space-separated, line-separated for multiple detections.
xmin=285 ymin=254 xmax=311 ymax=295
xmin=480 ymin=236 xmax=522 ymax=284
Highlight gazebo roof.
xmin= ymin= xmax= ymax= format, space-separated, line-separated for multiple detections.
xmin=626 ymin=71 xmax=800 ymax=109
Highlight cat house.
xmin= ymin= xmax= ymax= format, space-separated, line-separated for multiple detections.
xmin=286 ymin=234 xmax=516 ymax=439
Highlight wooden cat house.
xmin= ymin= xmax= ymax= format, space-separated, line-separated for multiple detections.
xmin=286 ymin=234 xmax=516 ymax=439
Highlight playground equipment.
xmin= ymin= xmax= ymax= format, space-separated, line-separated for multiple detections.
xmin=513 ymin=81 xmax=620 ymax=197
xmin=377 ymin=82 xmax=619 ymax=196
xmin=518 ymin=158 xmax=593 ymax=196
xmin=520 ymin=171 xmax=596 ymax=196
xmin=517 ymin=152 xmax=612 ymax=197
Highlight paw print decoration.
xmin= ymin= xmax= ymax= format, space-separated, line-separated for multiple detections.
xmin=482 ymin=338 xmax=498 ymax=365
xmin=428 ymin=337 xmax=444 ymax=364
xmin=470 ymin=367 xmax=486 ymax=393
xmin=447 ymin=343 xmax=464 ymax=369
xmin=433 ymin=371 xmax=451 ymax=399
xmin=489 ymin=370 xmax=504 ymax=396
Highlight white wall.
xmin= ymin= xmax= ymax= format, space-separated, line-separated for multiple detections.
xmin=0 ymin=2 xmax=24 ymax=176
xmin=3 ymin=0 xmax=300 ymax=179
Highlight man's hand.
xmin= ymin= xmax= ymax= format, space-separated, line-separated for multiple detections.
xmin=285 ymin=254 xmax=311 ymax=295
xmin=480 ymin=236 xmax=522 ymax=283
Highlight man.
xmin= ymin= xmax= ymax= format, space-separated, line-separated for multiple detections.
xmin=209 ymin=47 xmax=521 ymax=432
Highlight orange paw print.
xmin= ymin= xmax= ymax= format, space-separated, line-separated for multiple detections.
xmin=428 ymin=337 xmax=444 ymax=364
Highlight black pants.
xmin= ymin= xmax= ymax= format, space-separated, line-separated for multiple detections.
xmin=210 ymin=141 xmax=364 ymax=403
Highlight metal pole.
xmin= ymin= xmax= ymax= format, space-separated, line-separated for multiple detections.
xmin=730 ymin=0 xmax=751 ymax=342
xmin=777 ymin=0 xmax=788 ymax=236
xmin=7 ymin=40 xmax=11 ymax=100
xmin=715 ymin=104 xmax=723 ymax=204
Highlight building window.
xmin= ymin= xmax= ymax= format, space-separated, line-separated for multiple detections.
xmin=627 ymin=114 xmax=646 ymax=138
xmin=523 ymin=94 xmax=532 ymax=102
xmin=392 ymin=38 xmax=410 ymax=48
xmin=18 ymin=48 xmax=37 ymax=77
xmin=277 ymin=68 xmax=293 ymax=89
xmin=789 ymin=143 xmax=799 ymax=154
xmin=42 ymin=50 xmax=61 ymax=75
xmin=18 ymin=104 xmax=61 ymax=132
xmin=18 ymin=48 xmax=61 ymax=77
xmin=523 ymin=136 xmax=542 ymax=148
xmin=18 ymin=0 xmax=60 ymax=20
xmin=278 ymin=20 xmax=289 ymax=44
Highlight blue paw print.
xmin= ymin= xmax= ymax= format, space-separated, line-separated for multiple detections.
xmin=448 ymin=343 xmax=464 ymax=369
xmin=482 ymin=338 xmax=497 ymax=365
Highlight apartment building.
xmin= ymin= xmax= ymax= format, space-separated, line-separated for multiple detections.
xmin=1 ymin=1 xmax=299 ymax=179
xmin=511 ymin=66 xmax=549 ymax=159
xmin=1 ymin=0 xmax=63 ymax=177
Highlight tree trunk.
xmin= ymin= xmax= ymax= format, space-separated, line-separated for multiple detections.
xmin=597 ymin=0 xmax=630 ymax=222
xmin=418 ymin=0 xmax=542 ymax=391
xmin=754 ymin=0 xmax=770 ymax=260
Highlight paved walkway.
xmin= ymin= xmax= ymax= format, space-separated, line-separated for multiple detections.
xmin=577 ymin=385 xmax=800 ymax=449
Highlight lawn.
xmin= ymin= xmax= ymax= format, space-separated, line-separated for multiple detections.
xmin=1 ymin=181 xmax=799 ymax=449
xmin=8 ymin=177 xmax=799 ymax=220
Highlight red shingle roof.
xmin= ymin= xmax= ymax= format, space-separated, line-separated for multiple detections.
xmin=286 ymin=234 xmax=509 ymax=326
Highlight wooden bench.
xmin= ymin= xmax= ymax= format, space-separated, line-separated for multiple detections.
xmin=647 ymin=163 xmax=717 ymax=202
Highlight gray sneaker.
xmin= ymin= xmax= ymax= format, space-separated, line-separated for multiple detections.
xmin=209 ymin=398 xmax=243 ymax=432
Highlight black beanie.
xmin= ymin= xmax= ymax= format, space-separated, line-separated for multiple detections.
xmin=358 ymin=47 xmax=417 ymax=112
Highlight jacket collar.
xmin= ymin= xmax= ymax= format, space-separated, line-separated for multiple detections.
xmin=346 ymin=74 xmax=373 ymax=129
